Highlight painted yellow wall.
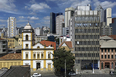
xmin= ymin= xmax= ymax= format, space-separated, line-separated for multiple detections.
xmin=0 ymin=60 xmax=21 ymax=69
xmin=60 ymin=46 xmax=70 ymax=51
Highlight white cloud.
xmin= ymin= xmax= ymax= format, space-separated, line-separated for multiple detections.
xmin=0 ymin=0 xmax=17 ymax=14
xmin=70 ymin=0 xmax=91 ymax=8
xmin=19 ymin=16 xmax=25 ymax=19
xmin=17 ymin=20 xmax=28 ymax=22
xmin=44 ymin=20 xmax=50 ymax=25
xmin=0 ymin=24 xmax=6 ymax=27
xmin=93 ymin=0 xmax=116 ymax=9
xmin=0 ymin=19 xmax=6 ymax=22
xmin=35 ymin=23 xmax=41 ymax=25
xmin=113 ymin=13 xmax=116 ymax=16
xmin=29 ymin=3 xmax=51 ymax=11
xmin=28 ymin=16 xmax=39 ymax=20
xmin=43 ymin=16 xmax=50 ymax=20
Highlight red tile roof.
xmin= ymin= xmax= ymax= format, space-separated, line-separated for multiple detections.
xmin=109 ymin=35 xmax=116 ymax=40
xmin=59 ymin=41 xmax=72 ymax=49
xmin=40 ymin=40 xmax=56 ymax=50
xmin=0 ymin=53 xmax=21 ymax=60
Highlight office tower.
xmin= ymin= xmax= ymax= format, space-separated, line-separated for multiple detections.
xmin=56 ymin=15 xmax=64 ymax=35
xmin=110 ymin=18 xmax=116 ymax=35
xmin=50 ymin=12 xmax=63 ymax=34
xmin=7 ymin=17 xmax=16 ymax=37
xmin=95 ymin=5 xmax=105 ymax=22
xmin=65 ymin=7 xmax=75 ymax=27
xmin=106 ymin=8 xmax=112 ymax=26
xmin=69 ymin=4 xmax=101 ymax=72
xmin=34 ymin=27 xmax=41 ymax=36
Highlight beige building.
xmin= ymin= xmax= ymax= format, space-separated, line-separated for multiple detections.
xmin=100 ymin=36 xmax=116 ymax=69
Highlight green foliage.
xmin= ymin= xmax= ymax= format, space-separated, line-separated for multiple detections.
xmin=52 ymin=48 xmax=75 ymax=74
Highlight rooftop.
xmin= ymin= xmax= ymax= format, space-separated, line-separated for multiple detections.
xmin=59 ymin=41 xmax=72 ymax=49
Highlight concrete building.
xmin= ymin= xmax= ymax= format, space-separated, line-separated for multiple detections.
xmin=100 ymin=39 xmax=116 ymax=69
xmin=101 ymin=25 xmax=112 ymax=36
xmin=34 ymin=27 xmax=41 ymax=36
xmin=22 ymin=23 xmax=56 ymax=71
xmin=56 ymin=15 xmax=64 ymax=35
xmin=65 ymin=7 xmax=75 ymax=27
xmin=69 ymin=4 xmax=101 ymax=72
xmin=50 ymin=12 xmax=63 ymax=33
xmin=110 ymin=18 xmax=116 ymax=35
xmin=7 ymin=17 xmax=17 ymax=37
xmin=95 ymin=5 xmax=105 ymax=22
xmin=106 ymin=8 xmax=112 ymax=26
xmin=62 ymin=27 xmax=69 ymax=36
xmin=0 ymin=38 xmax=8 ymax=54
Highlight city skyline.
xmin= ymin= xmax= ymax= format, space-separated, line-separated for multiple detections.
xmin=0 ymin=0 xmax=116 ymax=28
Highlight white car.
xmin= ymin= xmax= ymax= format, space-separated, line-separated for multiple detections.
xmin=31 ymin=73 xmax=42 ymax=77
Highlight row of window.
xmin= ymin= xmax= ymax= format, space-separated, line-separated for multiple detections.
xmin=75 ymin=23 xmax=100 ymax=27
xmin=75 ymin=17 xmax=99 ymax=22
xmin=75 ymin=53 xmax=99 ymax=57
xmin=101 ymin=55 xmax=116 ymax=59
xmin=8 ymin=40 xmax=14 ymax=42
xmin=75 ymin=41 xmax=99 ymax=45
xmin=101 ymin=48 xmax=116 ymax=52
xmin=75 ymin=35 xmax=99 ymax=39
xmin=75 ymin=29 xmax=99 ymax=33
xmin=75 ymin=47 xmax=99 ymax=51
xmin=25 ymin=53 xmax=51 ymax=59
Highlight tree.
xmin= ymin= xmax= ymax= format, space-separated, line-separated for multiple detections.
xmin=52 ymin=48 xmax=75 ymax=76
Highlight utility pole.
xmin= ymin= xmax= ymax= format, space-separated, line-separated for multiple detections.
xmin=65 ymin=59 xmax=66 ymax=77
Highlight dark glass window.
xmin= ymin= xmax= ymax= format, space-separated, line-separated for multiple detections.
xmin=26 ymin=35 xmax=28 ymax=40
xmin=112 ymin=55 xmax=113 ymax=59
xmin=101 ymin=55 xmax=103 ymax=58
xmin=108 ymin=49 xmax=110 ymax=52
xmin=105 ymin=55 xmax=106 ymax=59
xmin=112 ymin=49 xmax=113 ymax=52
xmin=108 ymin=55 xmax=110 ymax=59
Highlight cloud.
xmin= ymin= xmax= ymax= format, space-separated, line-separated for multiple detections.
xmin=0 ymin=19 xmax=7 ymax=22
xmin=113 ymin=13 xmax=116 ymax=16
xmin=93 ymin=0 xmax=116 ymax=9
xmin=43 ymin=16 xmax=50 ymax=20
xmin=70 ymin=0 xmax=91 ymax=8
xmin=29 ymin=3 xmax=51 ymax=11
xmin=17 ymin=20 xmax=28 ymax=22
xmin=19 ymin=16 xmax=25 ymax=19
xmin=0 ymin=0 xmax=18 ymax=14
xmin=35 ymin=23 xmax=41 ymax=25
xmin=28 ymin=16 xmax=39 ymax=20
xmin=0 ymin=24 xmax=6 ymax=27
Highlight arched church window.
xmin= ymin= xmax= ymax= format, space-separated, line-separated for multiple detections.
xmin=26 ymin=35 xmax=28 ymax=40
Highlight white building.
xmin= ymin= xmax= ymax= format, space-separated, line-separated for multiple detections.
xmin=106 ymin=8 xmax=112 ymax=26
xmin=7 ymin=17 xmax=16 ymax=37
xmin=65 ymin=7 xmax=75 ymax=27
xmin=34 ymin=27 xmax=41 ymax=35
xmin=56 ymin=15 xmax=64 ymax=35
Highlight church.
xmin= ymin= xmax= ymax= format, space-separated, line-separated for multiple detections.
xmin=21 ymin=23 xmax=56 ymax=71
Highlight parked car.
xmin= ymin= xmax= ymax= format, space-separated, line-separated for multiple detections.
xmin=31 ymin=73 xmax=42 ymax=77
xmin=1 ymin=67 xmax=8 ymax=70
xmin=69 ymin=71 xmax=76 ymax=76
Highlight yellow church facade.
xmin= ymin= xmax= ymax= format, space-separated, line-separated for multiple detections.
xmin=0 ymin=23 xmax=55 ymax=72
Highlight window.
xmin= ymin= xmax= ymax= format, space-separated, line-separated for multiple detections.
xmin=101 ymin=55 xmax=103 ymax=59
xmin=33 ymin=53 xmax=36 ymax=59
xmin=26 ymin=44 xmax=28 ymax=48
xmin=26 ymin=53 xmax=28 ymax=59
xmin=115 ymin=55 xmax=116 ymax=59
xmin=108 ymin=55 xmax=110 ymax=59
xmin=26 ymin=35 xmax=28 ymax=40
xmin=37 ymin=46 xmax=40 ymax=49
xmin=112 ymin=55 xmax=113 ymax=59
xmin=105 ymin=55 xmax=106 ymax=59
xmin=37 ymin=53 xmax=39 ymax=59
xmin=41 ymin=53 xmax=44 ymax=59
xmin=101 ymin=49 xmax=103 ymax=52
xmin=48 ymin=53 xmax=51 ymax=59
xmin=108 ymin=49 xmax=110 ymax=52
xmin=112 ymin=49 xmax=113 ymax=52
xmin=105 ymin=49 xmax=106 ymax=52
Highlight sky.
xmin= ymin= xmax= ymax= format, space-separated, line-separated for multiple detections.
xmin=0 ymin=0 xmax=116 ymax=28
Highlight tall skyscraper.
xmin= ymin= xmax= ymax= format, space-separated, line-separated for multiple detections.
xmin=50 ymin=12 xmax=63 ymax=34
xmin=7 ymin=17 xmax=16 ymax=37
xmin=56 ymin=15 xmax=64 ymax=35
xmin=65 ymin=7 xmax=75 ymax=27
xmin=106 ymin=8 xmax=112 ymax=26
xmin=69 ymin=4 xmax=101 ymax=72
